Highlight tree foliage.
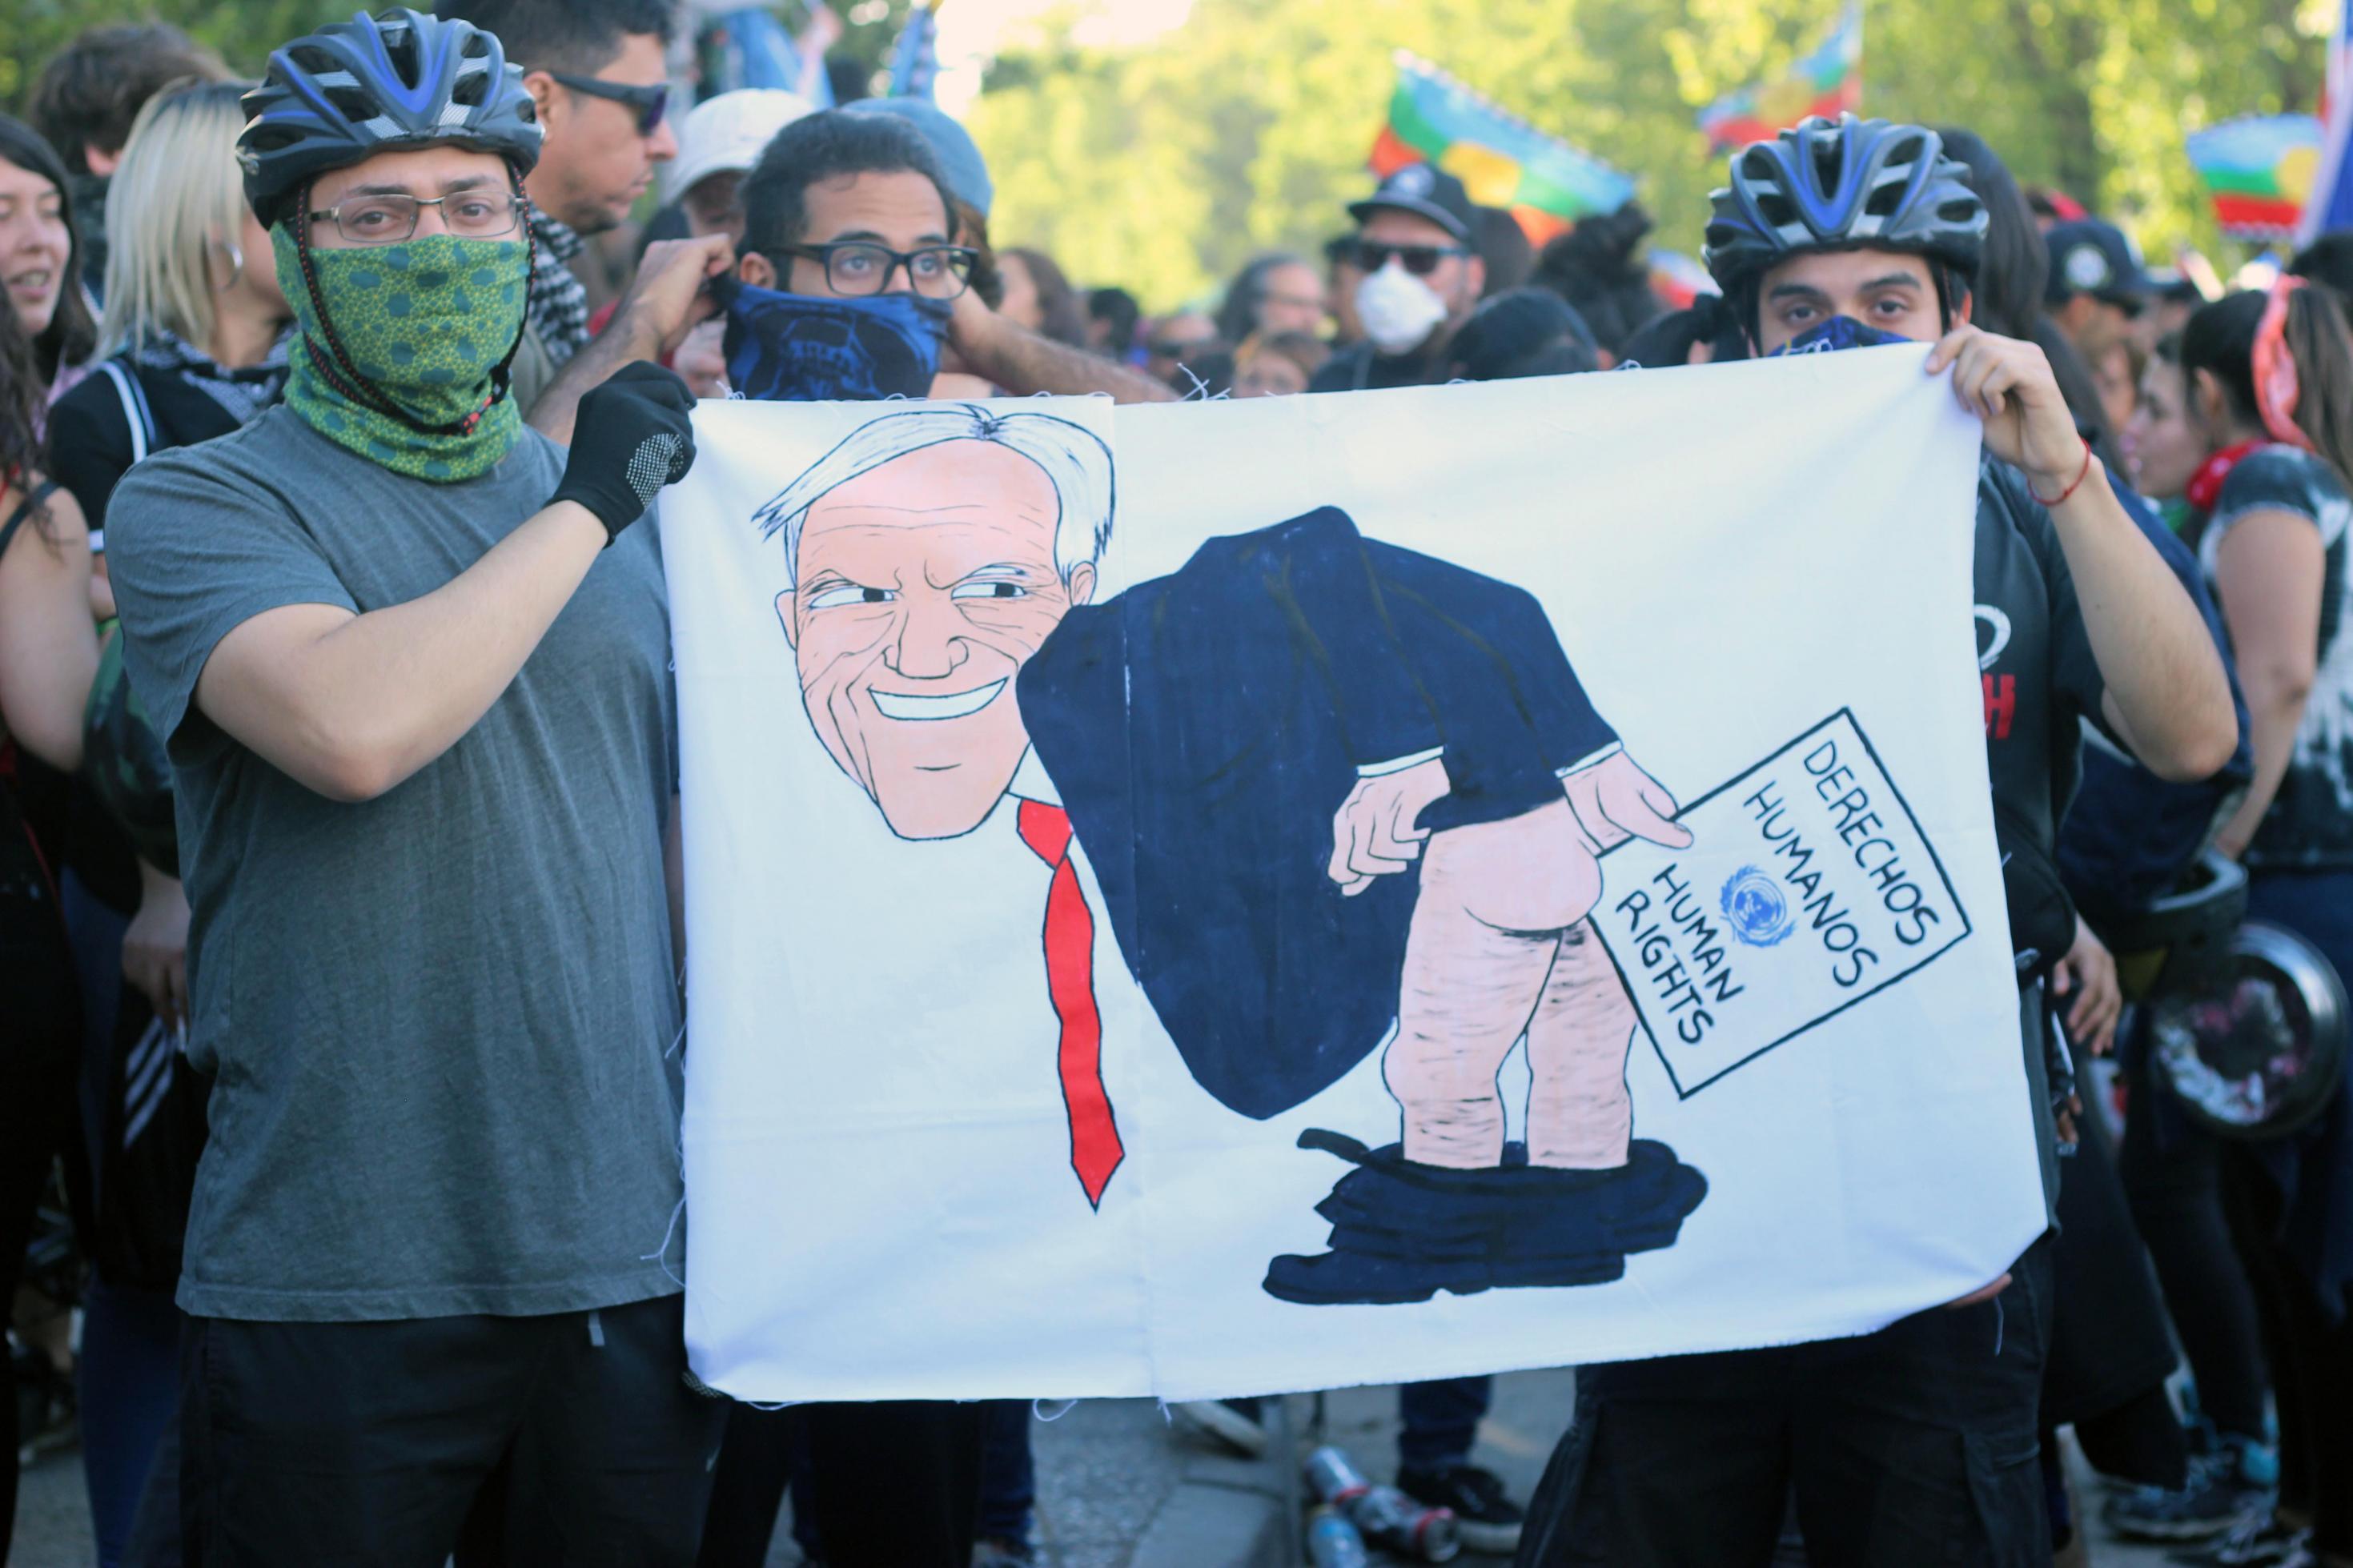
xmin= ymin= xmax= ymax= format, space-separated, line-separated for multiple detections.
xmin=2 ymin=0 xmax=2329 ymax=313
xmin=0 ymin=0 xmax=913 ymax=116
xmin=0 ymin=0 xmax=343 ymax=104
xmin=968 ymin=0 xmax=2337 ymax=310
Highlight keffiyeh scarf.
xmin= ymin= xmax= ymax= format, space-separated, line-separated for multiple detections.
xmin=130 ymin=327 xmax=292 ymax=425
xmin=527 ymin=209 xmax=592 ymax=367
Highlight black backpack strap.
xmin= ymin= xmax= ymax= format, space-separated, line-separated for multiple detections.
xmin=0 ymin=478 xmax=62 ymax=563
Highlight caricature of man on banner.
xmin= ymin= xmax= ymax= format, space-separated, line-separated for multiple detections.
xmin=752 ymin=403 xmax=1714 ymax=1305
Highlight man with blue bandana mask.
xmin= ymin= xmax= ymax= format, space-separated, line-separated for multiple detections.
xmin=721 ymin=109 xmax=1174 ymax=405
xmin=685 ymin=99 xmax=1181 ymax=1568
xmin=100 ymin=11 xmax=723 ymax=1561
xmin=1516 ymin=115 xmax=2240 ymax=1566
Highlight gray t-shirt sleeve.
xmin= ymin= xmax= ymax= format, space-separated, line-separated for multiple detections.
xmin=107 ymin=446 xmax=360 ymax=744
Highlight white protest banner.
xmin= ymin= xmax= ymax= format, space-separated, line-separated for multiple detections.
xmin=661 ymin=345 xmax=2044 ymax=1403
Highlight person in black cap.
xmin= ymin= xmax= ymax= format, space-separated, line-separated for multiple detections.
xmin=2048 ymin=219 xmax=2152 ymax=432
xmin=1447 ymin=287 xmax=1600 ymax=380
xmin=1309 ymin=162 xmax=1487 ymax=392
xmin=2046 ymin=218 xmax=2149 ymax=367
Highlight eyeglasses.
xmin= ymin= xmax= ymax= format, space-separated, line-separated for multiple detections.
xmin=778 ymin=241 xmax=981 ymax=299
xmin=1352 ymin=239 xmax=1471 ymax=276
xmin=306 ymin=189 xmax=523 ymax=246
xmin=548 ymin=70 xmax=669 ymax=136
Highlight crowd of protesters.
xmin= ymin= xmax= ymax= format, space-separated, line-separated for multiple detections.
xmin=0 ymin=4 xmax=2348 ymax=1566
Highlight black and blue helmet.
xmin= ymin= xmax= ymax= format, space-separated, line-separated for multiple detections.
xmin=238 ymin=9 xmax=544 ymax=230
xmin=1703 ymin=114 xmax=1986 ymax=294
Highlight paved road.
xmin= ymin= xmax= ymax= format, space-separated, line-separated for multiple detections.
xmin=7 ymin=1368 xmax=2195 ymax=1566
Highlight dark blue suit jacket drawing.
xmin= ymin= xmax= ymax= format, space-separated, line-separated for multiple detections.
xmin=1017 ymin=506 xmax=1617 ymax=1120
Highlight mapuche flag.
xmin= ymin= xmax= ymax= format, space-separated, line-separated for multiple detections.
xmin=1698 ymin=5 xmax=1862 ymax=151
xmin=1370 ymin=51 xmax=1636 ymax=246
xmin=2189 ymin=115 xmax=2322 ymax=241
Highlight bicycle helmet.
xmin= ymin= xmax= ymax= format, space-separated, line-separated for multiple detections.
xmin=1703 ymin=114 xmax=1986 ymax=295
xmin=239 ymin=8 xmax=543 ymax=231
xmin=2091 ymin=851 xmax=2249 ymax=1004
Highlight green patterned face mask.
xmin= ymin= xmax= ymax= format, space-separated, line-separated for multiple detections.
xmin=275 ymin=227 xmax=530 ymax=483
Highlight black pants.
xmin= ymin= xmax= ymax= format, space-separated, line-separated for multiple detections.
xmin=976 ymin=1399 xmax=1036 ymax=1544
xmin=1399 ymin=1376 xmax=1493 ymax=1470
xmin=697 ymin=1399 xmax=986 ymax=1568
xmin=2225 ymin=1148 xmax=2353 ymax=1555
xmin=1520 ymin=1240 xmax=2053 ymax=1568
xmin=801 ymin=1402 xmax=986 ymax=1566
xmin=179 ymin=1293 xmax=725 ymax=1567
xmin=2116 ymin=1040 xmax=2274 ymax=1442
xmin=0 ymin=832 xmax=80 ymax=1567
xmin=697 ymin=1404 xmax=805 ymax=1568
xmin=2065 ymin=1382 xmax=2190 ymax=1494
xmin=2042 ymin=1041 xmax=2185 ymax=1489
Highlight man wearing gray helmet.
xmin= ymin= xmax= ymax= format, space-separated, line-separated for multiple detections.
xmin=104 ymin=11 xmax=722 ymax=1562
xmin=1517 ymin=115 xmax=2236 ymax=1567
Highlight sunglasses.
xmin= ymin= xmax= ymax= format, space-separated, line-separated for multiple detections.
xmin=1353 ymin=239 xmax=1470 ymax=276
xmin=548 ymin=71 xmax=669 ymax=136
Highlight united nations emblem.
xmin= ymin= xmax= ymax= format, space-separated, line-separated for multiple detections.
xmin=1721 ymin=866 xmax=1794 ymax=947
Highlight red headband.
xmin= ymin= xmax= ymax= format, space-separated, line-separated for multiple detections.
xmin=2251 ymin=274 xmax=2315 ymax=451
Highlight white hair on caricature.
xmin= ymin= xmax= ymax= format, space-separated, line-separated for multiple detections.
xmin=753 ymin=404 xmax=1115 ymax=587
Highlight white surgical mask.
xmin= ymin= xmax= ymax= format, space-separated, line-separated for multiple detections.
xmin=1355 ymin=262 xmax=1448 ymax=356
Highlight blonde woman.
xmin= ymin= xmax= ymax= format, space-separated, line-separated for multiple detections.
xmin=50 ymin=79 xmax=288 ymax=546
xmin=38 ymin=78 xmax=285 ymax=1568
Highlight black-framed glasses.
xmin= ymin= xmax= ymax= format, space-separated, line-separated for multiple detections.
xmin=1352 ymin=239 xmax=1470 ymax=276
xmin=779 ymin=241 xmax=981 ymax=300
xmin=548 ymin=70 xmax=669 ymax=135
xmin=306 ymin=189 xmax=523 ymax=245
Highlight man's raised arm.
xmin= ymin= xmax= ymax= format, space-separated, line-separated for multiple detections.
xmin=949 ymin=291 xmax=1177 ymax=404
xmin=1929 ymin=326 xmax=2238 ymax=782
xmin=207 ymin=367 xmax=695 ymax=800
xmin=529 ymin=237 xmax=734 ymax=445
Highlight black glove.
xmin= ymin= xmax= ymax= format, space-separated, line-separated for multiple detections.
xmin=551 ymin=361 xmax=697 ymax=543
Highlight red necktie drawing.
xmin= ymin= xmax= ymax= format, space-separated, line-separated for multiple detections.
xmin=1016 ymin=799 xmax=1125 ymax=1207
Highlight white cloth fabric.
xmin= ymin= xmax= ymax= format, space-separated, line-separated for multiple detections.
xmin=661 ymin=347 xmax=2045 ymax=1402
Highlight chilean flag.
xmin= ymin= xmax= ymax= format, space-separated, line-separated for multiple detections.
xmin=2298 ymin=0 xmax=2353 ymax=242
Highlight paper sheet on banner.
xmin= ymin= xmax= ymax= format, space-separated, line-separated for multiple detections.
xmin=1599 ymin=710 xmax=1974 ymax=1096
xmin=660 ymin=345 xmax=2046 ymax=1403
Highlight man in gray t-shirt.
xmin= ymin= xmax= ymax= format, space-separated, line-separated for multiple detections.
xmin=103 ymin=11 xmax=731 ymax=1562
xmin=115 ymin=406 xmax=685 ymax=1321
xmin=1529 ymin=116 xmax=2239 ymax=1568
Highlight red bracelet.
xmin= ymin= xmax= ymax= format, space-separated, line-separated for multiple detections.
xmin=2029 ymin=437 xmax=2094 ymax=507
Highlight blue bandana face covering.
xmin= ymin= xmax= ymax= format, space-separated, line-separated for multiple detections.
xmin=718 ymin=275 xmax=950 ymax=402
xmin=1770 ymin=316 xmax=1913 ymax=356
